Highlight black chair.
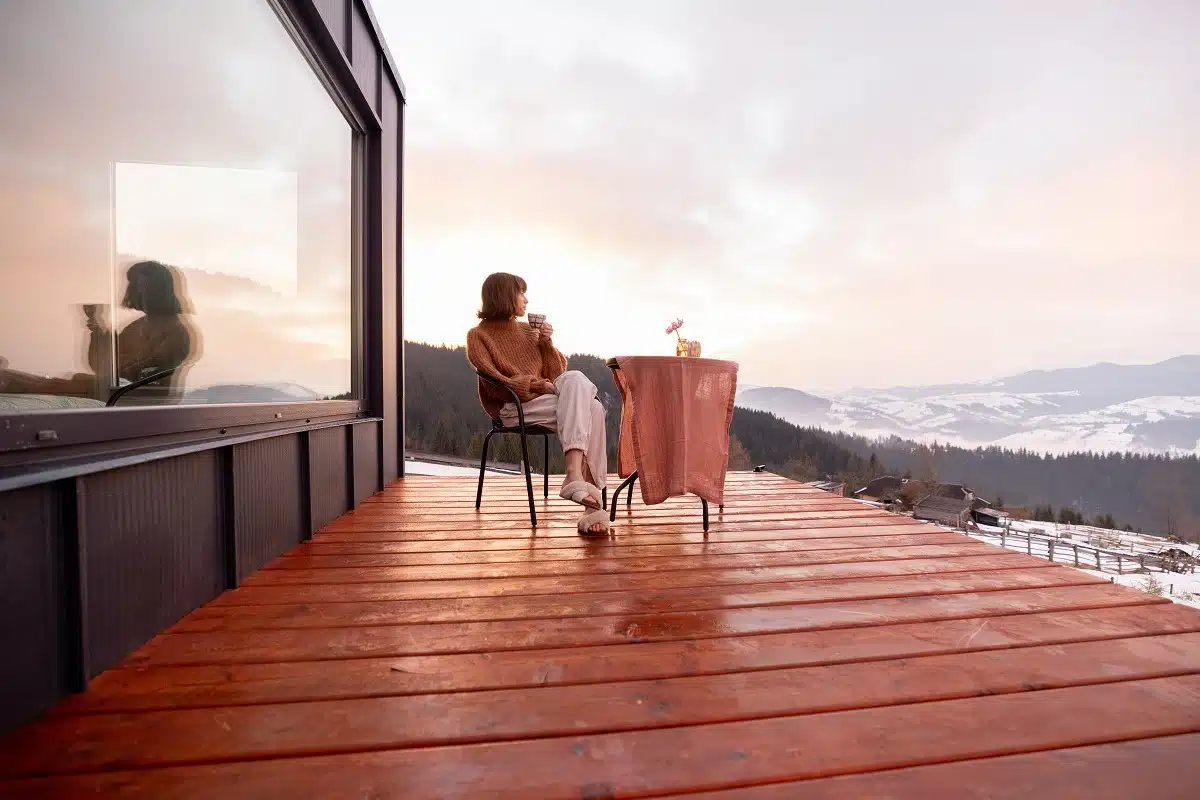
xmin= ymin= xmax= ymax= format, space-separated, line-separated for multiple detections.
xmin=106 ymin=367 xmax=179 ymax=406
xmin=473 ymin=370 xmax=553 ymax=527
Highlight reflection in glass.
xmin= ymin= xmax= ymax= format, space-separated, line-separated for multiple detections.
xmin=0 ymin=0 xmax=354 ymax=412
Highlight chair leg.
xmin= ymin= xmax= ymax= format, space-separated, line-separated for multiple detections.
xmin=602 ymin=487 xmax=608 ymax=509
xmin=519 ymin=433 xmax=537 ymax=527
xmin=543 ymin=434 xmax=550 ymax=498
xmin=610 ymin=471 xmax=638 ymax=523
xmin=702 ymin=498 xmax=709 ymax=532
xmin=626 ymin=473 xmax=636 ymax=507
xmin=475 ymin=430 xmax=498 ymax=509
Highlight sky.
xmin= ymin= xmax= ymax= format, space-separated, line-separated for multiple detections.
xmin=373 ymin=0 xmax=1200 ymax=393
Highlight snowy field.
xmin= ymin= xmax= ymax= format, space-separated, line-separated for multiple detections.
xmin=963 ymin=523 xmax=1200 ymax=609
xmin=404 ymin=459 xmax=480 ymax=476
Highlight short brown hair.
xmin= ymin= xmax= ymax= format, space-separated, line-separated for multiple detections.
xmin=477 ymin=272 xmax=527 ymax=320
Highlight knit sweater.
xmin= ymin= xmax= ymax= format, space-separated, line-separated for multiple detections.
xmin=466 ymin=318 xmax=568 ymax=419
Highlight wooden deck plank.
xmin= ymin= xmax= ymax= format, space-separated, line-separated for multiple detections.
xmin=265 ymin=531 xmax=971 ymax=568
xmin=51 ymin=604 xmax=1200 ymax=714
xmin=298 ymin=522 xmax=930 ymax=552
xmin=125 ymin=584 xmax=1166 ymax=666
xmin=348 ymin=503 xmax=875 ymax=519
xmin=7 ymin=677 xmax=1200 ymax=797
xmin=314 ymin=515 xmax=923 ymax=539
xmin=660 ymin=734 xmax=1200 ymax=799
xmin=6 ymin=635 xmax=1200 ymax=778
xmin=3 ymin=471 xmax=1198 ymax=797
xmin=240 ymin=542 xmax=1002 ymax=585
xmin=178 ymin=568 xmax=1104 ymax=631
xmin=318 ymin=510 xmax=899 ymax=534
xmin=209 ymin=553 xmax=1053 ymax=604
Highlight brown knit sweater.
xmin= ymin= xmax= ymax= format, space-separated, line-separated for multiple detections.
xmin=466 ymin=319 xmax=568 ymax=419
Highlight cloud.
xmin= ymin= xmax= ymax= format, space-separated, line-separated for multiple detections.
xmin=377 ymin=0 xmax=1200 ymax=389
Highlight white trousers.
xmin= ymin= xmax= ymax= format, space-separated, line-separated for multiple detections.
xmin=500 ymin=370 xmax=608 ymax=489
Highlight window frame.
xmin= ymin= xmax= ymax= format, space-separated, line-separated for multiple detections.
xmin=0 ymin=0 xmax=379 ymax=474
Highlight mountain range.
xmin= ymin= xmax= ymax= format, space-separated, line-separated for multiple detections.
xmin=736 ymin=355 xmax=1200 ymax=455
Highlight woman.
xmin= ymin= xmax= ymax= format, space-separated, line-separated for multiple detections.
xmin=0 ymin=260 xmax=197 ymax=403
xmin=87 ymin=260 xmax=197 ymax=394
xmin=467 ymin=272 xmax=610 ymax=535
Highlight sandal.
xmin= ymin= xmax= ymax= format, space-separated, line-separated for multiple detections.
xmin=559 ymin=480 xmax=603 ymax=510
xmin=577 ymin=508 xmax=611 ymax=536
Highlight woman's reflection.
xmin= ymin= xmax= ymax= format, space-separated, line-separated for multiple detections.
xmin=89 ymin=260 xmax=201 ymax=402
xmin=0 ymin=260 xmax=201 ymax=405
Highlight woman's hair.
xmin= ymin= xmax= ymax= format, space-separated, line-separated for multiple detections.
xmin=477 ymin=272 xmax=527 ymax=320
xmin=122 ymin=260 xmax=185 ymax=315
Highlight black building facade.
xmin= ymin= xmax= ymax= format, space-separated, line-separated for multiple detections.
xmin=0 ymin=0 xmax=405 ymax=733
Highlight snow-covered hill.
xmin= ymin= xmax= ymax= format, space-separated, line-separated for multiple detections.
xmin=736 ymin=356 xmax=1200 ymax=455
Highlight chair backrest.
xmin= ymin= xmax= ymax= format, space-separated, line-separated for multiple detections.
xmin=107 ymin=366 xmax=184 ymax=407
xmin=474 ymin=369 xmax=520 ymax=417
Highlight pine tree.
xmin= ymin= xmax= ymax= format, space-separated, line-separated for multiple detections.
xmin=727 ymin=435 xmax=752 ymax=471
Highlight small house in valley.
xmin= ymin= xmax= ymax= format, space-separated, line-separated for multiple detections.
xmin=974 ymin=506 xmax=1011 ymax=528
xmin=805 ymin=480 xmax=846 ymax=496
xmin=913 ymin=495 xmax=974 ymax=529
xmin=855 ymin=475 xmax=904 ymax=503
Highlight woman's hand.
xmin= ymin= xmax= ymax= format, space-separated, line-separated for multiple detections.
xmin=538 ymin=378 xmax=557 ymax=394
xmin=538 ymin=321 xmax=554 ymax=341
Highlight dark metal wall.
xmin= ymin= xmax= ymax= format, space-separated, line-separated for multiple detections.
xmin=0 ymin=423 xmax=384 ymax=733
xmin=0 ymin=487 xmax=68 ymax=735
xmin=0 ymin=0 xmax=405 ymax=734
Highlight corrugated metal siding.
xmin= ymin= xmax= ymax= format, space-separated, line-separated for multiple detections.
xmin=350 ymin=4 xmax=379 ymax=113
xmin=312 ymin=0 xmax=347 ymax=52
xmin=232 ymin=435 xmax=306 ymax=581
xmin=352 ymin=422 xmax=379 ymax=505
xmin=0 ymin=485 xmax=66 ymax=732
xmin=308 ymin=426 xmax=349 ymax=532
xmin=79 ymin=453 xmax=224 ymax=676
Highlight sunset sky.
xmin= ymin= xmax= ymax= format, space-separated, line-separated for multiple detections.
xmin=374 ymin=0 xmax=1199 ymax=392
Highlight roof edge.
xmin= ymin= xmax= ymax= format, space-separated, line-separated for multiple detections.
xmin=359 ymin=0 xmax=407 ymax=102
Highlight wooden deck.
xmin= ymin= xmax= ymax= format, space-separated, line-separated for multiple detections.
xmin=3 ymin=471 xmax=1200 ymax=797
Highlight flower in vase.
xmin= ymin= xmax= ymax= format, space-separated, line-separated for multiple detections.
xmin=665 ymin=318 xmax=684 ymax=337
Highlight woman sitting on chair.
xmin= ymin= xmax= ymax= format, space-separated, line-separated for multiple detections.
xmin=466 ymin=272 xmax=609 ymax=535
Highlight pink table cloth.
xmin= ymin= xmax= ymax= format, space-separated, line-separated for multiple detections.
xmin=611 ymin=356 xmax=739 ymax=506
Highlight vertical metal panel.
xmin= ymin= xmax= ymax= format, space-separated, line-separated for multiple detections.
xmin=311 ymin=0 xmax=348 ymax=53
xmin=350 ymin=3 xmax=380 ymax=114
xmin=78 ymin=453 xmax=223 ymax=677
xmin=0 ymin=486 xmax=65 ymax=733
xmin=381 ymin=79 xmax=402 ymax=483
xmin=232 ymin=435 xmax=306 ymax=582
xmin=308 ymin=426 xmax=349 ymax=532
xmin=352 ymin=422 xmax=380 ymax=505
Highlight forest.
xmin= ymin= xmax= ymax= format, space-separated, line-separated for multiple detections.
xmin=404 ymin=341 xmax=1198 ymax=539
xmin=403 ymin=342 xmax=875 ymax=485
xmin=825 ymin=431 xmax=1199 ymax=538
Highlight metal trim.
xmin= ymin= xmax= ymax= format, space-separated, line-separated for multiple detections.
xmin=356 ymin=0 xmax=407 ymax=101
xmin=0 ymin=415 xmax=380 ymax=494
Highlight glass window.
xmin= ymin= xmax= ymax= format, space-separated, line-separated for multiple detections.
xmin=0 ymin=0 xmax=355 ymax=412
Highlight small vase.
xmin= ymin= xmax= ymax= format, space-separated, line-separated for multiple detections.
xmin=675 ymin=338 xmax=689 ymax=357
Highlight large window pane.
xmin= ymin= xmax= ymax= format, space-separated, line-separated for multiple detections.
xmin=0 ymin=0 xmax=355 ymax=412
